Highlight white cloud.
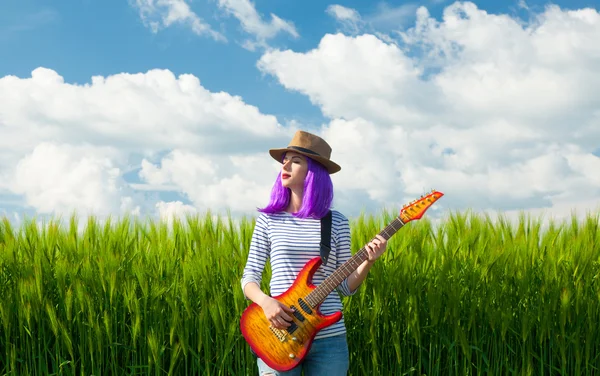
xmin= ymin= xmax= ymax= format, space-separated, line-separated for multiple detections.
xmin=7 ymin=142 xmax=139 ymax=217
xmin=139 ymin=149 xmax=281 ymax=215
xmin=216 ymin=0 xmax=298 ymax=50
xmin=257 ymin=33 xmax=429 ymax=125
xmin=518 ymin=0 xmax=529 ymax=10
xmin=258 ymin=2 xmax=600 ymax=219
xmin=0 ymin=67 xmax=291 ymax=220
xmin=131 ymin=0 xmax=226 ymax=41
xmin=156 ymin=200 xmax=198 ymax=225
xmin=326 ymin=5 xmax=361 ymax=22
xmin=367 ymin=2 xmax=420 ymax=30
xmin=325 ymin=2 xmax=420 ymax=40
xmin=130 ymin=0 xmax=298 ymax=49
xmin=0 ymin=67 xmax=286 ymax=159
xmin=326 ymin=5 xmax=364 ymax=35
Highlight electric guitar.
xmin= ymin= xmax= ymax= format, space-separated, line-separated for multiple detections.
xmin=239 ymin=190 xmax=444 ymax=371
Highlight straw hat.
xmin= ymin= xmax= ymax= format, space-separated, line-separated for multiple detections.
xmin=269 ymin=130 xmax=341 ymax=174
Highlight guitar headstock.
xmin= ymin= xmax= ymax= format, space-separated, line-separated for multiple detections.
xmin=399 ymin=190 xmax=444 ymax=223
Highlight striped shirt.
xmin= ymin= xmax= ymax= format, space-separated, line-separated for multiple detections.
xmin=241 ymin=210 xmax=356 ymax=339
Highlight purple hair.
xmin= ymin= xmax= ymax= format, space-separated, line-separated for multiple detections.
xmin=258 ymin=154 xmax=333 ymax=219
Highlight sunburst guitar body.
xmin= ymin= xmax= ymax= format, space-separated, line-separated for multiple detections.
xmin=240 ymin=190 xmax=444 ymax=371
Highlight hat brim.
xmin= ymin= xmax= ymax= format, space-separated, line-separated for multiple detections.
xmin=269 ymin=148 xmax=341 ymax=174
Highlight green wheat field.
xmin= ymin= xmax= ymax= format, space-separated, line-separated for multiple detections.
xmin=1 ymin=209 xmax=599 ymax=375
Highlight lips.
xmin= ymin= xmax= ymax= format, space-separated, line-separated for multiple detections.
xmin=282 ymin=173 xmax=291 ymax=179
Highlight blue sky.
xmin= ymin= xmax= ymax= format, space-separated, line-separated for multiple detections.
xmin=1 ymin=0 xmax=600 ymax=224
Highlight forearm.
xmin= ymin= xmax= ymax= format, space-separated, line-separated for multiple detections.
xmin=243 ymin=282 xmax=270 ymax=307
xmin=346 ymin=259 xmax=375 ymax=293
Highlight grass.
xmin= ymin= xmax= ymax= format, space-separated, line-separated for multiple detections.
xmin=0 ymin=209 xmax=599 ymax=375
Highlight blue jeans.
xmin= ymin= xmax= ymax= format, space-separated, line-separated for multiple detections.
xmin=257 ymin=333 xmax=349 ymax=375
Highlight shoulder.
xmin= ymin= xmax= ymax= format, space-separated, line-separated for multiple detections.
xmin=330 ymin=209 xmax=350 ymax=230
xmin=254 ymin=212 xmax=288 ymax=236
xmin=255 ymin=212 xmax=272 ymax=227
xmin=255 ymin=211 xmax=289 ymax=226
xmin=330 ymin=209 xmax=348 ymax=223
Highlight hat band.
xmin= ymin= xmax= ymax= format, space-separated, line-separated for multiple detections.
xmin=287 ymin=145 xmax=321 ymax=157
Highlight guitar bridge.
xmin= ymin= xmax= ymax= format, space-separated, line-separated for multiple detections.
xmin=269 ymin=325 xmax=288 ymax=342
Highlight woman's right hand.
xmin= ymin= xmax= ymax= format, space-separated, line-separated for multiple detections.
xmin=260 ymin=296 xmax=295 ymax=329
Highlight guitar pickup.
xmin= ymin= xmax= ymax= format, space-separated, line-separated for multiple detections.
xmin=290 ymin=306 xmax=305 ymax=322
xmin=287 ymin=321 xmax=298 ymax=334
xmin=298 ymin=298 xmax=312 ymax=314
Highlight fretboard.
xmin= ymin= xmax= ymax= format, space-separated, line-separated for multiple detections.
xmin=305 ymin=216 xmax=405 ymax=307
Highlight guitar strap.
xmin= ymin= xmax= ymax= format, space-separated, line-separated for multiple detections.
xmin=320 ymin=210 xmax=332 ymax=266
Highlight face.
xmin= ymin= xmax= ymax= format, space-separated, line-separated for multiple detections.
xmin=280 ymin=152 xmax=308 ymax=190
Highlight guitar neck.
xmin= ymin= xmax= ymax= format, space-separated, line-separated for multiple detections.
xmin=305 ymin=216 xmax=405 ymax=307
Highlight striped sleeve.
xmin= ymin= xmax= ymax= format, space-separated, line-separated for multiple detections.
xmin=240 ymin=213 xmax=270 ymax=299
xmin=334 ymin=213 xmax=357 ymax=297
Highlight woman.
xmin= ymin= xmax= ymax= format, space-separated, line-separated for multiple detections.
xmin=241 ymin=130 xmax=387 ymax=375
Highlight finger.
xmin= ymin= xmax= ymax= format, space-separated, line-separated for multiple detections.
xmin=280 ymin=312 xmax=293 ymax=322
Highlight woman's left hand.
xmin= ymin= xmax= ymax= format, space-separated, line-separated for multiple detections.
xmin=365 ymin=234 xmax=387 ymax=264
